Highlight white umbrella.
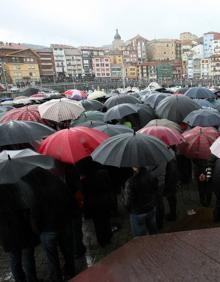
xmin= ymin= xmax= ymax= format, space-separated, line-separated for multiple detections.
xmin=88 ymin=90 xmax=106 ymax=100
xmin=210 ymin=136 xmax=220 ymax=158
xmin=38 ymin=98 xmax=85 ymax=122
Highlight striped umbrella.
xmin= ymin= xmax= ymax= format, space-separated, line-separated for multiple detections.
xmin=38 ymin=98 xmax=85 ymax=122
xmin=0 ymin=105 xmax=47 ymax=124
xmin=178 ymin=126 xmax=219 ymax=160
xmin=64 ymin=89 xmax=88 ymax=101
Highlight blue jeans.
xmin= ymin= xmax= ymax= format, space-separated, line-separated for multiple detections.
xmin=9 ymin=247 xmax=37 ymax=282
xmin=40 ymin=223 xmax=75 ymax=282
xmin=130 ymin=208 xmax=158 ymax=237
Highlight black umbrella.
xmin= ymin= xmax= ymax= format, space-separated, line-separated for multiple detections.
xmin=104 ymin=94 xmax=140 ymax=109
xmin=73 ymin=120 xmax=106 ymax=128
xmin=91 ymin=132 xmax=174 ymax=167
xmin=146 ymin=119 xmax=181 ymax=132
xmin=0 ymin=149 xmax=54 ymax=184
xmin=104 ymin=103 xmax=138 ymax=122
xmin=70 ymin=111 xmax=104 ymax=126
xmin=94 ymin=124 xmax=133 ymax=136
xmin=183 ymin=108 xmax=220 ymax=127
xmin=0 ymin=120 xmax=55 ymax=146
xmin=156 ymin=96 xmax=200 ymax=123
xmin=135 ymin=103 xmax=156 ymax=128
xmin=143 ymin=93 xmax=170 ymax=109
xmin=184 ymin=87 xmax=216 ymax=99
xmin=0 ymin=180 xmax=34 ymax=212
xmin=81 ymin=100 xmax=105 ymax=111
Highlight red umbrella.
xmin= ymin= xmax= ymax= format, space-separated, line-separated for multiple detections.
xmin=178 ymin=126 xmax=219 ymax=159
xmin=38 ymin=126 xmax=109 ymax=164
xmin=30 ymin=92 xmax=47 ymax=98
xmin=0 ymin=105 xmax=47 ymax=124
xmin=64 ymin=89 xmax=88 ymax=100
xmin=138 ymin=125 xmax=184 ymax=146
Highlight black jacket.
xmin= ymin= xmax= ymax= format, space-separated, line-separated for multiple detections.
xmin=124 ymin=168 xmax=158 ymax=214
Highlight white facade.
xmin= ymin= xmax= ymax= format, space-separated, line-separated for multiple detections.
xmin=203 ymin=33 xmax=214 ymax=58
xmin=64 ymin=48 xmax=83 ymax=78
xmin=201 ymin=59 xmax=211 ymax=79
xmin=92 ymin=57 xmax=111 ymax=78
xmin=191 ymin=44 xmax=204 ymax=59
xmin=187 ymin=57 xmax=194 ymax=79
xmin=51 ymin=46 xmax=67 ymax=76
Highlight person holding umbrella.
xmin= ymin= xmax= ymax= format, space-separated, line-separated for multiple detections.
xmin=123 ymin=167 xmax=159 ymax=237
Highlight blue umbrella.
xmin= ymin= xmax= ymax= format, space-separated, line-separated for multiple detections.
xmin=183 ymin=108 xmax=220 ymax=127
xmin=185 ymin=87 xmax=216 ymax=99
xmin=193 ymin=99 xmax=214 ymax=108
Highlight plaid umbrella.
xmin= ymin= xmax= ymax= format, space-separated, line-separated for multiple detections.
xmin=0 ymin=105 xmax=47 ymax=124
xmin=178 ymin=126 xmax=219 ymax=160
xmin=38 ymin=98 xmax=85 ymax=122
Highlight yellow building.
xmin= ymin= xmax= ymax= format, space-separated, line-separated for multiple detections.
xmin=3 ymin=49 xmax=40 ymax=84
xmin=125 ymin=65 xmax=138 ymax=79
xmin=110 ymin=54 xmax=123 ymax=65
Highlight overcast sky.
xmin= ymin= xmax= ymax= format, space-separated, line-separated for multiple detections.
xmin=0 ymin=0 xmax=220 ymax=47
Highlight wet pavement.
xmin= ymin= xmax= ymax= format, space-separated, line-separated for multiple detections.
xmin=0 ymin=183 xmax=218 ymax=281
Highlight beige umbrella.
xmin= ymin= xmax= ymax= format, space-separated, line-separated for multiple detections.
xmin=88 ymin=90 xmax=106 ymax=100
xmin=38 ymin=98 xmax=85 ymax=122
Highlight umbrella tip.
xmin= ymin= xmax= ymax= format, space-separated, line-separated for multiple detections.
xmin=8 ymin=154 xmax=11 ymax=160
xmin=133 ymin=129 xmax=136 ymax=135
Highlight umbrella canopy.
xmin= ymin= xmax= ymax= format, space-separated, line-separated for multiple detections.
xmin=156 ymin=96 xmax=200 ymax=123
xmin=0 ymin=149 xmax=54 ymax=184
xmin=104 ymin=94 xmax=140 ymax=109
xmin=30 ymin=92 xmax=47 ymax=98
xmin=210 ymin=136 xmax=220 ymax=158
xmin=143 ymin=93 xmax=170 ymax=108
xmin=104 ymin=103 xmax=138 ymax=122
xmin=193 ymin=99 xmax=214 ymax=108
xmin=64 ymin=89 xmax=88 ymax=101
xmin=138 ymin=126 xmax=184 ymax=146
xmin=91 ymin=132 xmax=174 ymax=167
xmin=38 ymin=127 xmax=109 ymax=164
xmin=74 ymin=120 xmax=106 ymax=128
xmin=0 ymin=105 xmax=47 ymax=124
xmin=146 ymin=119 xmax=181 ymax=132
xmin=81 ymin=100 xmax=105 ymax=111
xmin=184 ymin=87 xmax=216 ymax=99
xmin=87 ymin=90 xmax=106 ymax=100
xmin=135 ymin=103 xmax=156 ymax=128
xmin=71 ymin=111 xmax=104 ymax=126
xmin=178 ymin=126 xmax=219 ymax=160
xmin=95 ymin=124 xmax=133 ymax=136
xmin=38 ymin=98 xmax=85 ymax=122
xmin=183 ymin=108 xmax=220 ymax=127
xmin=0 ymin=121 xmax=55 ymax=146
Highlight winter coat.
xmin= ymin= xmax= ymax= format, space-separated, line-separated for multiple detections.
xmin=124 ymin=168 xmax=158 ymax=214
xmin=0 ymin=208 xmax=39 ymax=252
xmin=23 ymin=168 xmax=75 ymax=233
xmin=82 ymin=169 xmax=114 ymax=217
xmin=164 ymin=159 xmax=178 ymax=196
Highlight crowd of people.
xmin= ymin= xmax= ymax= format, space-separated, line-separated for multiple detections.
xmin=1 ymin=145 xmax=220 ymax=282
xmin=1 ymin=89 xmax=220 ymax=282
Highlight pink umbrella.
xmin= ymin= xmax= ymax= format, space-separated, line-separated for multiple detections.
xmin=64 ymin=89 xmax=88 ymax=101
xmin=30 ymin=92 xmax=47 ymax=98
xmin=138 ymin=126 xmax=184 ymax=146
